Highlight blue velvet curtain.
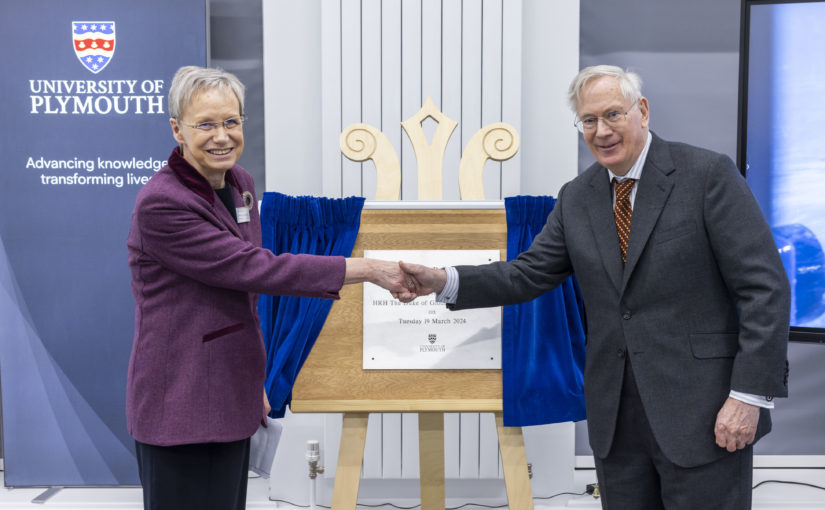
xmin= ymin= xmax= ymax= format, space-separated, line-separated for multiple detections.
xmin=257 ymin=192 xmax=365 ymax=418
xmin=502 ymin=196 xmax=587 ymax=426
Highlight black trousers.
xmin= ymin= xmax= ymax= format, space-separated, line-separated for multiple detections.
xmin=135 ymin=438 xmax=250 ymax=510
xmin=594 ymin=360 xmax=753 ymax=510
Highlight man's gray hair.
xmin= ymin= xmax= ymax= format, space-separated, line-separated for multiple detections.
xmin=567 ymin=65 xmax=642 ymax=113
xmin=168 ymin=65 xmax=245 ymax=120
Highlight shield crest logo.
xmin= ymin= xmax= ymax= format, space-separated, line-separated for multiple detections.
xmin=72 ymin=21 xmax=116 ymax=74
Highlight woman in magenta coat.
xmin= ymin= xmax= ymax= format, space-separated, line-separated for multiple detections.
xmin=126 ymin=66 xmax=412 ymax=510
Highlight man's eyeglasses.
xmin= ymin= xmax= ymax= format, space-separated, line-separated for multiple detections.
xmin=574 ymin=100 xmax=638 ymax=133
xmin=181 ymin=115 xmax=247 ymax=132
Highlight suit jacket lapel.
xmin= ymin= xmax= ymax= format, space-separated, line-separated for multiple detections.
xmin=586 ymin=169 xmax=624 ymax=294
xmin=621 ymin=135 xmax=675 ymax=293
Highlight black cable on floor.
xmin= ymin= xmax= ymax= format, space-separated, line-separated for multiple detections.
xmin=752 ymin=479 xmax=825 ymax=491
xmin=534 ymin=490 xmax=589 ymax=501
xmin=270 ymin=489 xmax=590 ymax=509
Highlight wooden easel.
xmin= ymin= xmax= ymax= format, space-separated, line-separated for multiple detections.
xmin=327 ymin=412 xmax=533 ymax=510
xmin=291 ymin=100 xmax=531 ymax=510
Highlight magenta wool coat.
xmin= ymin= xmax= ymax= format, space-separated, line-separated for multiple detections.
xmin=126 ymin=147 xmax=346 ymax=446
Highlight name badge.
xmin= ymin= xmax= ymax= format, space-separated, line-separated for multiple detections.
xmin=237 ymin=190 xmax=254 ymax=224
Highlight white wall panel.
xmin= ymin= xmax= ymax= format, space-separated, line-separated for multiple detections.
xmin=262 ymin=0 xmax=322 ymax=195
xmin=458 ymin=413 xmax=480 ymax=478
xmin=478 ymin=412 xmax=501 ymax=478
xmin=520 ymin=0 xmax=579 ymax=196
xmin=443 ymin=412 xmax=460 ymax=478
xmin=441 ymin=0 xmax=463 ymax=200
xmin=341 ymin=0 xmax=364 ymax=197
xmin=381 ymin=413 xmax=403 ymax=478
xmin=420 ymin=0 xmax=444 ymax=198
xmin=481 ymin=0 xmax=503 ymax=199
xmin=400 ymin=412 xmax=420 ymax=479
xmin=361 ymin=0 xmax=383 ymax=200
xmin=400 ymin=0 xmax=422 ymax=199
xmin=382 ymin=1 xmax=403 ymax=203
xmin=460 ymin=0 xmax=483 ymax=192
xmin=421 ymin=0 xmax=443 ymax=107
xmin=323 ymin=412 xmax=343 ymax=478
xmin=320 ymin=0 xmax=342 ymax=197
xmin=363 ymin=412 xmax=383 ymax=477
xmin=501 ymin=0 xmax=522 ymax=198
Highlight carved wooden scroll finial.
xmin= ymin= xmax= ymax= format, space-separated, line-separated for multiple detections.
xmin=340 ymin=123 xmax=401 ymax=200
xmin=458 ymin=122 xmax=520 ymax=200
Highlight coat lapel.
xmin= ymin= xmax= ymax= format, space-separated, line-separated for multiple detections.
xmin=213 ymin=193 xmax=244 ymax=239
xmin=586 ymin=168 xmax=624 ymax=294
xmin=169 ymin=148 xmax=248 ymax=241
xmin=620 ymin=135 xmax=675 ymax=293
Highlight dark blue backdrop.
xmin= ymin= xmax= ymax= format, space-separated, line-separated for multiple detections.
xmin=0 ymin=0 xmax=206 ymax=486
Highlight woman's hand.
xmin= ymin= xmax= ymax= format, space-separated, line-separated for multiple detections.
xmin=263 ymin=387 xmax=271 ymax=416
xmin=344 ymin=258 xmax=418 ymax=302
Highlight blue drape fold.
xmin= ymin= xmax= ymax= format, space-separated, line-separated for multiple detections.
xmin=502 ymin=195 xmax=587 ymax=426
xmin=257 ymin=192 xmax=365 ymax=418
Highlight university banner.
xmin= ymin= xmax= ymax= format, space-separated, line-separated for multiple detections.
xmin=0 ymin=0 xmax=206 ymax=485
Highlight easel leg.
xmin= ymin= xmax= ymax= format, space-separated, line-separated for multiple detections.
xmin=495 ymin=412 xmax=535 ymax=510
xmin=418 ymin=412 xmax=445 ymax=510
xmin=331 ymin=412 xmax=369 ymax=510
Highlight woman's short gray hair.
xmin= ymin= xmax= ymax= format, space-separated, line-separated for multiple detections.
xmin=567 ymin=65 xmax=642 ymax=113
xmin=168 ymin=65 xmax=245 ymax=120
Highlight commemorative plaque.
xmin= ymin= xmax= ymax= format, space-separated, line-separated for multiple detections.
xmin=363 ymin=249 xmax=501 ymax=369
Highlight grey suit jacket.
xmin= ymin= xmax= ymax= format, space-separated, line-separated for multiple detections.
xmin=451 ymin=133 xmax=790 ymax=467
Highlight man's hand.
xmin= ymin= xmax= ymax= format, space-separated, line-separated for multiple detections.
xmin=400 ymin=261 xmax=447 ymax=297
xmin=714 ymin=397 xmax=759 ymax=452
xmin=372 ymin=259 xmax=418 ymax=302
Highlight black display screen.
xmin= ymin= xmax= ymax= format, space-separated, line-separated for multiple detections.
xmin=738 ymin=0 xmax=825 ymax=342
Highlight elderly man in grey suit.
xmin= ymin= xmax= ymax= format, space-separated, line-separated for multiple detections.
xmin=401 ymin=65 xmax=790 ymax=509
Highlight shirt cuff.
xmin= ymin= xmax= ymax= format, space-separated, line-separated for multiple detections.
xmin=729 ymin=390 xmax=775 ymax=409
xmin=435 ymin=266 xmax=458 ymax=304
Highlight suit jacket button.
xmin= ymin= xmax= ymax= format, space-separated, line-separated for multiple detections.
xmin=617 ymin=348 xmax=626 ymax=358
xmin=622 ymin=312 xmax=631 ymax=320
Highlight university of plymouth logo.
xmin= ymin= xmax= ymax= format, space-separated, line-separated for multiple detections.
xmin=72 ymin=21 xmax=116 ymax=74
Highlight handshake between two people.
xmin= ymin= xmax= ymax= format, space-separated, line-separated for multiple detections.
xmin=343 ymin=259 xmax=448 ymax=303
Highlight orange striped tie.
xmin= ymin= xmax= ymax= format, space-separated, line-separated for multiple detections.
xmin=613 ymin=178 xmax=635 ymax=263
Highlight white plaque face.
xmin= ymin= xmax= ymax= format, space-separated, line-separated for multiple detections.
xmin=363 ymin=250 xmax=501 ymax=370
